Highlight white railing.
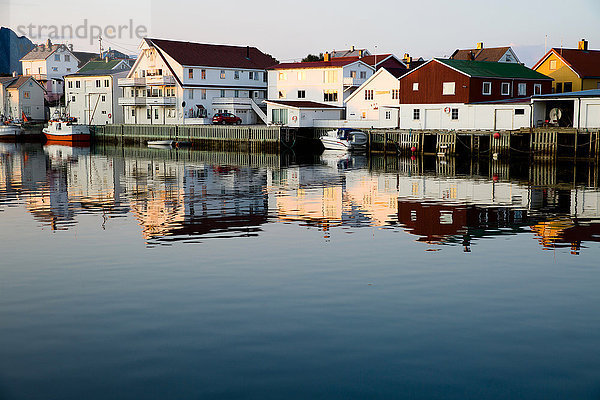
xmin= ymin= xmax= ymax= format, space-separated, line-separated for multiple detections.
xmin=212 ymin=97 xmax=254 ymax=105
xmin=343 ymin=77 xmax=366 ymax=86
xmin=146 ymin=75 xmax=176 ymax=86
xmin=146 ymin=97 xmax=176 ymax=106
xmin=118 ymin=97 xmax=146 ymax=106
xmin=118 ymin=77 xmax=146 ymax=87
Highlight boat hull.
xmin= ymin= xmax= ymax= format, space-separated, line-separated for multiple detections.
xmin=0 ymin=126 xmax=24 ymax=141
xmin=43 ymin=132 xmax=91 ymax=142
xmin=320 ymin=136 xmax=367 ymax=151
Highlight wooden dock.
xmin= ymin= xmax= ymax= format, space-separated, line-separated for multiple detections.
xmin=91 ymin=124 xmax=295 ymax=152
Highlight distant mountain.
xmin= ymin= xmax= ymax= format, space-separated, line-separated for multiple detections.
xmin=0 ymin=27 xmax=34 ymax=75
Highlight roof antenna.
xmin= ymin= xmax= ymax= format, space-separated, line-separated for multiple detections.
xmin=544 ymin=35 xmax=548 ymax=53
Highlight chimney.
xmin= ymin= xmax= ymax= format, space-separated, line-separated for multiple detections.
xmin=105 ymin=56 xmax=110 ymax=63
xmin=324 ymin=52 xmax=330 ymax=62
xmin=477 ymin=42 xmax=484 ymax=50
xmin=358 ymin=50 xmax=363 ymax=58
xmin=246 ymin=46 xmax=250 ymax=59
xmin=47 ymin=38 xmax=52 ymax=48
xmin=12 ymin=71 xmax=18 ymax=77
xmin=351 ymin=45 xmax=355 ymax=52
xmin=579 ymin=39 xmax=589 ymax=51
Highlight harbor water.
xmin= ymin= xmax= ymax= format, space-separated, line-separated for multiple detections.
xmin=1 ymin=142 xmax=599 ymax=399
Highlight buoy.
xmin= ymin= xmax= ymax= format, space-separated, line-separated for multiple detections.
xmin=411 ymin=155 xmax=416 ymax=161
xmin=493 ymin=132 xmax=501 ymax=139
xmin=493 ymin=174 xmax=499 ymax=182
xmin=410 ymin=146 xmax=417 ymax=152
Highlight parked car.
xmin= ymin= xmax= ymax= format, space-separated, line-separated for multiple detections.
xmin=212 ymin=113 xmax=242 ymax=125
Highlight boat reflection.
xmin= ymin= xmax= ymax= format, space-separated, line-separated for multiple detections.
xmin=0 ymin=143 xmax=599 ymax=252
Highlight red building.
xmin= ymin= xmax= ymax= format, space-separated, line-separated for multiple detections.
xmin=399 ymin=59 xmax=553 ymax=104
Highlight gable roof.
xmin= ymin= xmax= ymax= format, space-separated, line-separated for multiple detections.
xmin=450 ymin=47 xmax=516 ymax=62
xmin=72 ymin=51 xmax=99 ymax=67
xmin=20 ymin=44 xmax=63 ymax=61
xmin=436 ymin=59 xmax=552 ymax=80
xmin=533 ymin=48 xmax=600 ymax=79
xmin=0 ymin=76 xmax=45 ymax=91
xmin=331 ymin=48 xmax=371 ymax=58
xmin=345 ymin=67 xmax=401 ymax=103
xmin=78 ymin=59 xmax=128 ymax=73
xmin=146 ymin=38 xmax=278 ymax=70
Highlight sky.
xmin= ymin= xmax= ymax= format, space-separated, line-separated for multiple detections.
xmin=2 ymin=0 xmax=600 ymax=66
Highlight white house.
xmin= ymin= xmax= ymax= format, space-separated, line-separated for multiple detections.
xmin=64 ymin=69 xmax=130 ymax=125
xmin=20 ymin=39 xmax=80 ymax=104
xmin=0 ymin=75 xmax=46 ymax=121
xmin=118 ymin=38 xmax=277 ymax=125
xmin=344 ymin=67 xmax=405 ymax=128
xmin=532 ymin=89 xmax=600 ymax=129
xmin=266 ymin=55 xmax=375 ymax=126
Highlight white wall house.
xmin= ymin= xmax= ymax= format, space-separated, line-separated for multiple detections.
xmin=20 ymin=39 xmax=80 ymax=104
xmin=0 ymin=75 xmax=46 ymax=121
xmin=118 ymin=38 xmax=277 ymax=125
xmin=64 ymin=70 xmax=130 ymax=125
xmin=266 ymin=56 xmax=374 ymax=126
xmin=532 ymin=89 xmax=600 ymax=129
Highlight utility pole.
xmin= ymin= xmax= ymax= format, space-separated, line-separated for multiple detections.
xmin=99 ymin=36 xmax=103 ymax=58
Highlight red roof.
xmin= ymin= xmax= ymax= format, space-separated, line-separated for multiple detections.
xmin=147 ymin=38 xmax=278 ymax=70
xmin=450 ymin=47 xmax=513 ymax=62
xmin=270 ymin=58 xmax=366 ymax=70
xmin=539 ymin=48 xmax=600 ymax=78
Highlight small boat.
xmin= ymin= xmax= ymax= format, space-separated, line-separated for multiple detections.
xmin=320 ymin=128 xmax=368 ymax=151
xmin=42 ymin=118 xmax=91 ymax=143
xmin=0 ymin=122 xmax=24 ymax=141
xmin=147 ymin=140 xmax=174 ymax=146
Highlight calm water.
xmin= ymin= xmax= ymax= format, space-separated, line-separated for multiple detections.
xmin=1 ymin=142 xmax=600 ymax=399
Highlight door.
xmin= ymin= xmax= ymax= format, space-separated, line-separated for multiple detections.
xmin=586 ymin=104 xmax=600 ymax=128
xmin=494 ymin=109 xmax=513 ymax=130
xmin=424 ymin=109 xmax=441 ymax=129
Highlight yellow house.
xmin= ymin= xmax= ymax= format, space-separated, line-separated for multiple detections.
xmin=533 ymin=40 xmax=600 ymax=93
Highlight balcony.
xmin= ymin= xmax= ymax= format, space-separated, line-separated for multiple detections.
xmin=118 ymin=97 xmax=146 ymax=106
xmin=118 ymin=77 xmax=146 ymax=87
xmin=343 ymin=77 xmax=366 ymax=87
xmin=212 ymin=97 xmax=254 ymax=105
xmin=146 ymin=96 xmax=176 ymax=106
xmin=146 ymin=75 xmax=176 ymax=86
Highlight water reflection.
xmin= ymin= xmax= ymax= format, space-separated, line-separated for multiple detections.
xmin=1 ymin=142 xmax=599 ymax=252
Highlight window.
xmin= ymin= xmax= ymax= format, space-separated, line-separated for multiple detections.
xmin=385 ymin=110 xmax=391 ymax=120
xmin=66 ymin=68 xmax=71 ymax=72
xmin=147 ymin=109 xmax=151 ymax=119
xmin=518 ymin=83 xmax=527 ymax=96
xmin=52 ymin=67 xmax=58 ymax=71
xmin=220 ymin=70 xmax=226 ymax=79
xmin=101 ymin=95 xmax=106 ymax=102
xmin=360 ymin=71 xmax=366 ymax=79
xmin=297 ymin=71 xmax=305 ymax=81
xmin=413 ymin=109 xmax=420 ymax=120
xmin=234 ymin=90 xmax=239 ymax=98
xmin=23 ymin=91 xmax=30 ymax=98
xmin=155 ymin=109 xmax=159 ymax=119
xmin=201 ymin=69 xmax=206 ymax=80
xmin=564 ymin=82 xmax=573 ymax=92
xmin=234 ymin=71 xmax=240 ymax=80
xmin=272 ymin=108 xmax=288 ymax=124
xmin=451 ymin=108 xmax=459 ymax=120
xmin=549 ymin=60 xmax=557 ymax=70
xmin=413 ymin=82 xmax=419 ymax=91
xmin=189 ymin=89 xmax=194 ymax=99
xmin=96 ymin=80 xmax=101 ymax=88
xmin=68 ymin=81 xmax=72 ymax=88
xmin=26 ymin=68 xmax=30 ymax=75
xmin=391 ymin=89 xmax=399 ymax=100
xmin=104 ymin=79 xmax=109 ymax=87
xmin=72 ymin=96 xmax=76 ymax=102
xmin=482 ymin=82 xmax=492 ymax=95
xmin=131 ymin=89 xmax=135 ymax=97
xmin=555 ymin=82 xmax=563 ymax=93
xmin=220 ymin=89 xmax=226 ymax=97
xmin=189 ymin=69 xmax=194 ymax=79
xmin=65 ymin=55 xmax=70 ymax=62
xmin=364 ymin=90 xmax=373 ymax=100
xmin=75 ymin=81 xmax=81 ymax=88
xmin=297 ymin=90 xmax=306 ymax=99
xmin=254 ymin=72 xmax=259 ymax=81
xmin=22 ymin=106 xmax=30 ymax=115
xmin=501 ymin=82 xmax=511 ymax=95
xmin=278 ymin=72 xmax=287 ymax=80
xmin=249 ymin=71 xmax=254 ymax=80
xmin=278 ymin=90 xmax=286 ymax=99
xmin=323 ymin=90 xmax=338 ymax=102
xmin=131 ymin=109 xmax=135 ymax=117
xmin=442 ymin=82 xmax=455 ymax=95
xmin=515 ymin=109 xmax=525 ymax=115
xmin=534 ymin=84 xmax=542 ymax=95
xmin=350 ymin=70 xmax=357 ymax=78
xmin=101 ymin=110 xmax=107 ymax=114
xmin=201 ymin=89 xmax=206 ymax=99
xmin=55 ymin=54 xmax=60 ymax=61
xmin=324 ymin=70 xmax=337 ymax=83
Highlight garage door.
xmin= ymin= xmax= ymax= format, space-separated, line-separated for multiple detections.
xmin=424 ymin=109 xmax=441 ymax=129
xmin=586 ymin=104 xmax=600 ymax=128
xmin=494 ymin=109 xmax=513 ymax=130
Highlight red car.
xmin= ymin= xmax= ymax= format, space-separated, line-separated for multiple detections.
xmin=212 ymin=113 xmax=242 ymax=125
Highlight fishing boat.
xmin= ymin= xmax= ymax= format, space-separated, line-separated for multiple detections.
xmin=319 ymin=128 xmax=368 ymax=151
xmin=42 ymin=118 xmax=91 ymax=143
xmin=147 ymin=140 xmax=174 ymax=146
xmin=0 ymin=122 xmax=24 ymax=141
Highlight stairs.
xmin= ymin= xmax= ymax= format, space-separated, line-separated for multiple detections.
xmin=251 ymin=100 xmax=268 ymax=124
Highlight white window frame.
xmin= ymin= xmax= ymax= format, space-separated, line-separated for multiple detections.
xmin=534 ymin=84 xmax=542 ymax=96
xmin=413 ymin=82 xmax=419 ymax=91
xmin=451 ymin=108 xmax=459 ymax=120
xmin=413 ymin=109 xmax=420 ymax=120
xmin=442 ymin=82 xmax=455 ymax=96
xmin=482 ymin=82 xmax=492 ymax=95
xmin=297 ymin=90 xmax=306 ymax=99
xmin=364 ymin=90 xmax=373 ymax=100
xmin=501 ymin=82 xmax=511 ymax=96
xmin=518 ymin=83 xmax=527 ymax=96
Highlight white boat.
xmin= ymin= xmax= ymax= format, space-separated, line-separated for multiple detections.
xmin=42 ymin=119 xmax=91 ymax=143
xmin=319 ymin=128 xmax=368 ymax=151
xmin=147 ymin=140 xmax=174 ymax=147
xmin=0 ymin=123 xmax=24 ymax=140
